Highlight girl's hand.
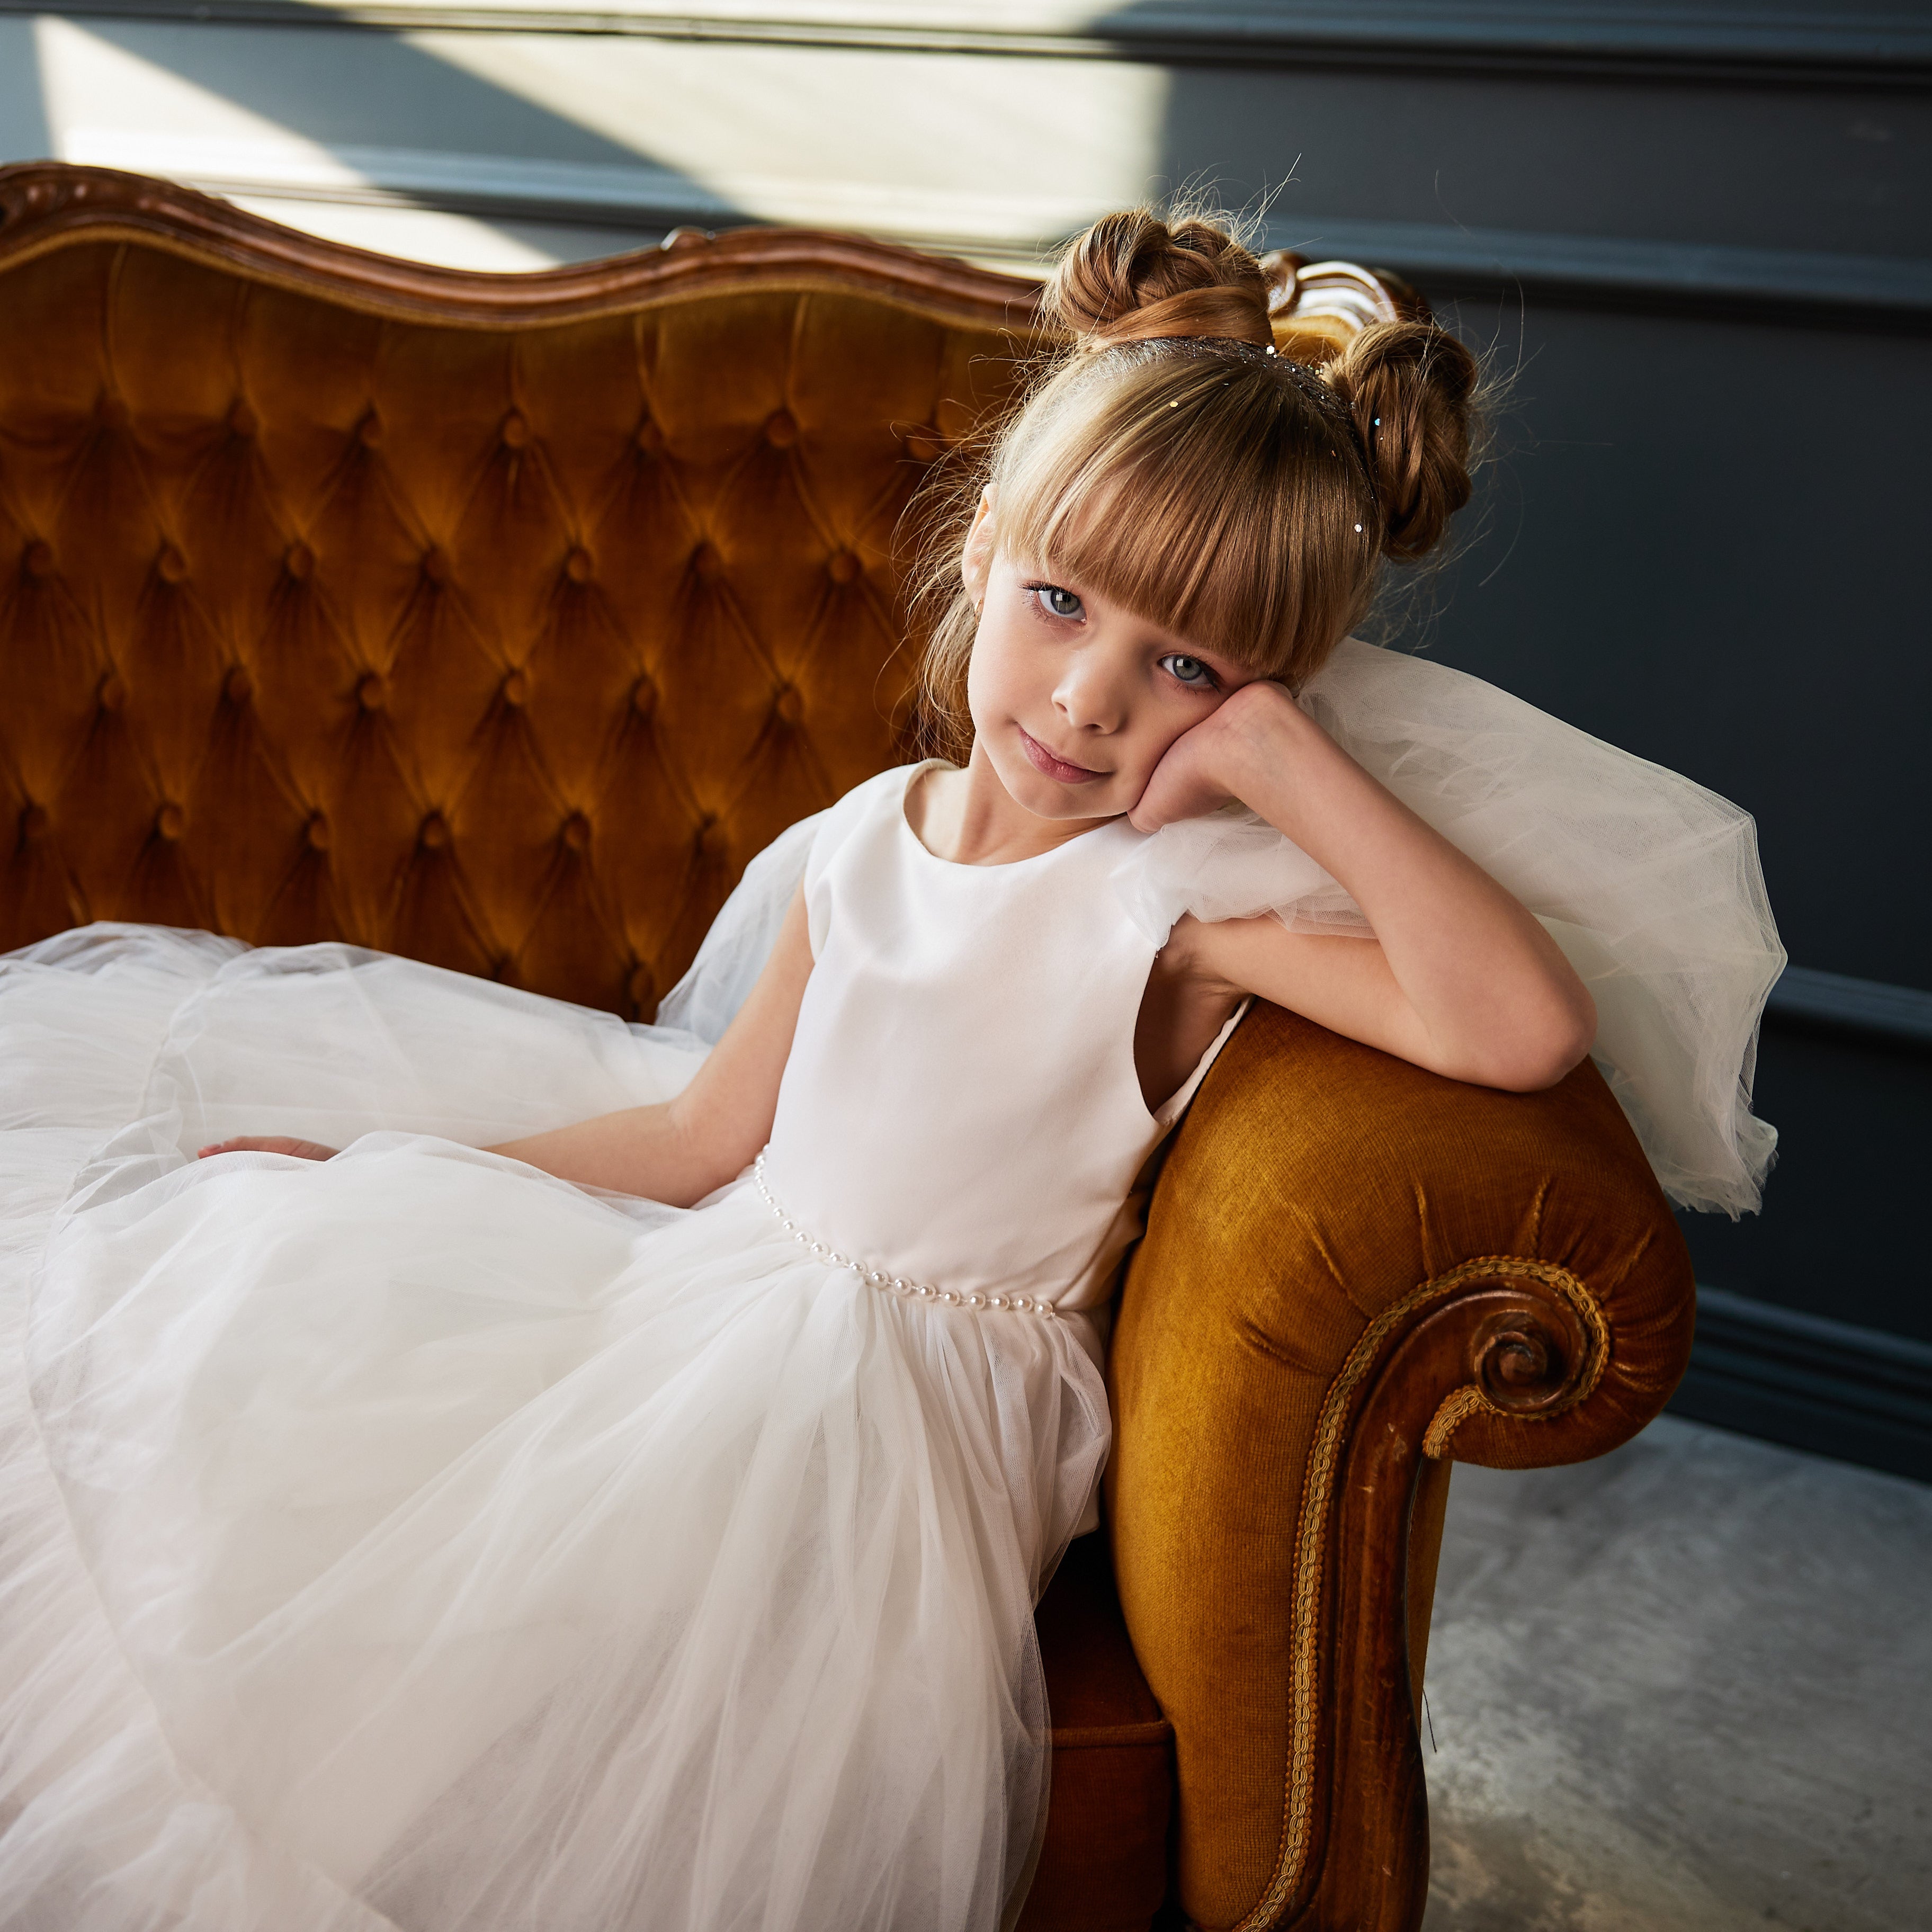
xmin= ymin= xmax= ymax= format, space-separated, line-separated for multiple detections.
xmin=1128 ymin=679 xmax=1310 ymax=832
xmin=198 ymin=1137 xmax=338 ymax=1162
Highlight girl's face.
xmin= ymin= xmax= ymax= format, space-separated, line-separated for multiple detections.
xmin=960 ymin=496 xmax=1262 ymax=823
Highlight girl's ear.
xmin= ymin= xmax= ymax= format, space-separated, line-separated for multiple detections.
xmin=960 ymin=489 xmax=997 ymax=611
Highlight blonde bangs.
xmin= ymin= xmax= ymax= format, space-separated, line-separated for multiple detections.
xmin=906 ymin=334 xmax=1405 ymax=764
xmin=992 ymin=351 xmax=1376 ymax=682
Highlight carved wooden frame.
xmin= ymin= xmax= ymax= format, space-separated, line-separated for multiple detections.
xmin=1245 ymin=1257 xmax=1610 ymax=1931
xmin=0 ymin=162 xmax=1417 ymax=346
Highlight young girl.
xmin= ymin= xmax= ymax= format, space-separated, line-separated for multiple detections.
xmin=0 ymin=210 xmax=1779 ymax=1931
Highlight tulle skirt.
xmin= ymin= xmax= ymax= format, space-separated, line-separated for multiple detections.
xmin=0 ymin=927 xmax=1107 ymax=1931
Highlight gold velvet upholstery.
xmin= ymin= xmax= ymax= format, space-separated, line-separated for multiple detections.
xmin=1112 ymin=1004 xmax=1693 ymax=1929
xmin=0 ymin=166 xmax=1697 ymax=1932
xmin=0 ymin=180 xmax=1036 ymax=1013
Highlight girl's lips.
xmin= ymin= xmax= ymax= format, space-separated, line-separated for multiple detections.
xmin=1017 ymin=726 xmax=1103 ymax=785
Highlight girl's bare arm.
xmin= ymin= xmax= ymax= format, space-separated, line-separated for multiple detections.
xmin=1135 ymin=683 xmax=1597 ymax=1094
xmin=487 ymin=885 xmax=813 ymax=1201
xmin=201 ymin=885 xmax=816 ymax=1202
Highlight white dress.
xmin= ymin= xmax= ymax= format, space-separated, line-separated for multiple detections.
xmin=0 ymin=764 xmax=1231 ymax=1932
xmin=0 ymin=644 xmax=1786 ymax=1931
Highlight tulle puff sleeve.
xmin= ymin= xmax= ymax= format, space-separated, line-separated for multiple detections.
xmin=1113 ymin=639 xmax=1785 ymax=1218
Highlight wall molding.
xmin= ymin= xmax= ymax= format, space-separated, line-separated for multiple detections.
xmin=47 ymin=130 xmax=1932 ymax=324
xmin=1764 ymin=964 xmax=1932 ymax=1052
xmin=50 ymin=130 xmax=1105 ymax=255
xmin=1256 ymin=217 xmax=1932 ymax=323
xmin=6 ymin=0 xmax=1930 ymax=86
xmin=1670 ymin=1285 xmax=1932 ymax=1483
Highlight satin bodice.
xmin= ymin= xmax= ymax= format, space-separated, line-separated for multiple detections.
xmin=761 ymin=764 xmax=1228 ymax=1312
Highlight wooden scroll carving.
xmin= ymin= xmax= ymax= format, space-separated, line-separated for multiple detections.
xmin=1245 ymin=1258 xmax=1607 ymax=1932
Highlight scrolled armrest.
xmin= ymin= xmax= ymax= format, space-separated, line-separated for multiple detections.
xmin=1107 ymin=1002 xmax=1695 ymax=1932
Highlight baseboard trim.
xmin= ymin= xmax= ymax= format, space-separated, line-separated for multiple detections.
xmin=1669 ymin=1286 xmax=1932 ymax=1484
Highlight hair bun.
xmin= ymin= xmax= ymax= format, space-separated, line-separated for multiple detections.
xmin=1044 ymin=209 xmax=1273 ymax=350
xmin=1325 ymin=320 xmax=1480 ymax=562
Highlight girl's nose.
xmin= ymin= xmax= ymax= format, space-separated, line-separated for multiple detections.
xmin=1053 ymin=657 xmax=1128 ymax=734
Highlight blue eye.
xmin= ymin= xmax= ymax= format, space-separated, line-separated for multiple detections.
xmin=1162 ymin=653 xmax=1218 ymax=689
xmin=1031 ymin=583 xmax=1083 ymax=620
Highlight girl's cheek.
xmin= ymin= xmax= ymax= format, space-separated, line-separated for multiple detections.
xmin=1142 ymin=719 xmax=1195 ymax=770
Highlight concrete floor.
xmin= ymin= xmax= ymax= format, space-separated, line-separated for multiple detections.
xmin=1419 ymin=1416 xmax=1932 ymax=1932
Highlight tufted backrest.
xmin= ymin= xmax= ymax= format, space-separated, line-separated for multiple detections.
xmin=0 ymin=165 xmax=1409 ymax=1015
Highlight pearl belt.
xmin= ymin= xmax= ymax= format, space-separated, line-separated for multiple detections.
xmin=752 ymin=1152 xmax=1059 ymax=1318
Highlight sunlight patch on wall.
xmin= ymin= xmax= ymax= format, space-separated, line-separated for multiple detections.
xmin=30 ymin=17 xmax=562 ymax=270
xmin=422 ymin=31 xmax=1171 ymax=254
xmin=10 ymin=10 xmax=1174 ymax=271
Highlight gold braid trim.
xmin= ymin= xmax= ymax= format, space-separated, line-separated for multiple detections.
xmin=1231 ymin=1254 xmax=1607 ymax=1932
xmin=1420 ymin=1383 xmax=1492 ymax=1460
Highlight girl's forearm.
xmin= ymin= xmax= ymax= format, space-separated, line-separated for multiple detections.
xmin=488 ymin=884 xmax=815 ymax=1205
xmin=1228 ymin=701 xmax=1596 ymax=1088
xmin=487 ymin=1097 xmax=741 ymax=1208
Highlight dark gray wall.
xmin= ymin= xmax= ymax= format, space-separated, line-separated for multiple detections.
xmin=1146 ymin=6 xmax=1932 ymax=1408
xmin=1414 ymin=302 xmax=1930 ymax=1346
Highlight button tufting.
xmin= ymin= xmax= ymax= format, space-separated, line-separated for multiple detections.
xmin=501 ymin=409 xmax=529 ymax=450
xmin=490 ymin=955 xmax=514 ymax=982
xmin=627 ymin=963 xmax=655 ymax=1011
xmin=155 ymin=802 xmax=184 ymax=842
xmin=561 ymin=812 xmax=591 ymax=853
xmin=2 ymin=271 xmax=1044 ymax=1019
xmin=20 ymin=803 xmax=48 ymax=839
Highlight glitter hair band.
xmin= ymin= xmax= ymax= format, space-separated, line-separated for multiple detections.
xmin=1131 ymin=333 xmax=1381 ymax=526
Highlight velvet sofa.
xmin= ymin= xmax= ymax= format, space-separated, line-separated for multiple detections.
xmin=0 ymin=162 xmax=1696 ymax=1932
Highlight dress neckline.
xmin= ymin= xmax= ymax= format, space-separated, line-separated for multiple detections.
xmin=897 ymin=761 xmax=1132 ymax=873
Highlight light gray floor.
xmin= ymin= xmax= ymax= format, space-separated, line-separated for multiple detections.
xmin=1419 ymin=1416 xmax=1932 ymax=1932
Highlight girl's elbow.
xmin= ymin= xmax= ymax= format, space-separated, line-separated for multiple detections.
xmin=656 ymin=1099 xmax=751 ymax=1208
xmin=1490 ymin=996 xmax=1598 ymax=1093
